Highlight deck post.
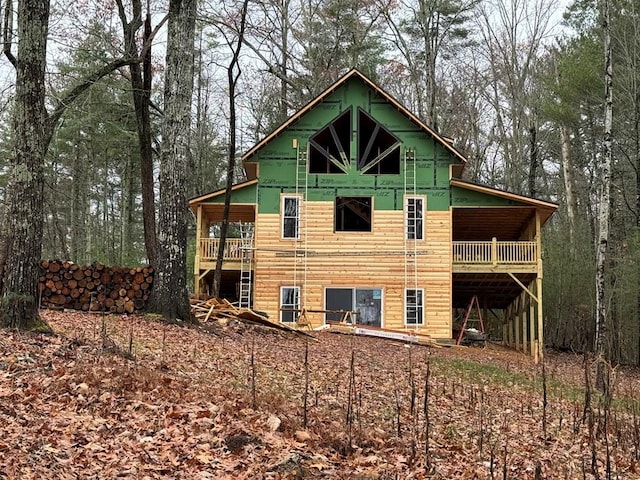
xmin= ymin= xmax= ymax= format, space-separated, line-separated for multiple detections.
xmin=522 ymin=292 xmax=528 ymax=353
xmin=194 ymin=205 xmax=203 ymax=297
xmin=503 ymin=317 xmax=508 ymax=346
xmin=514 ymin=296 xmax=520 ymax=351
xmin=491 ymin=237 xmax=497 ymax=266
xmin=529 ymin=282 xmax=536 ymax=357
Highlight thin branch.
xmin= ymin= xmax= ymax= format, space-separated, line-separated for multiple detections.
xmin=46 ymin=56 xmax=138 ymax=138
xmin=3 ymin=0 xmax=16 ymax=67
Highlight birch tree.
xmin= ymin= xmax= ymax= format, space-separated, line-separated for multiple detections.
xmin=595 ymin=0 xmax=613 ymax=388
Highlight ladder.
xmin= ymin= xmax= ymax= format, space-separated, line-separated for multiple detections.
xmin=404 ymin=148 xmax=418 ymax=318
xmin=294 ymin=142 xmax=308 ymax=314
xmin=456 ymin=295 xmax=486 ymax=345
xmin=238 ymin=223 xmax=254 ymax=309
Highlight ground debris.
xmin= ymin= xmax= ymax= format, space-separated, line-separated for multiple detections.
xmin=1 ymin=310 xmax=638 ymax=479
xmin=190 ymin=297 xmax=315 ymax=339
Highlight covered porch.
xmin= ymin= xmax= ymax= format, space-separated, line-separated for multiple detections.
xmin=450 ymin=181 xmax=556 ymax=360
xmin=189 ymin=180 xmax=258 ymax=299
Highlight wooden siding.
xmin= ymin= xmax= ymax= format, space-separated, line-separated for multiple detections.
xmin=253 ymin=201 xmax=452 ymax=338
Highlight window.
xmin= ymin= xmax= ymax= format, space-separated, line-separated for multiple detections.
xmin=280 ymin=286 xmax=300 ymax=323
xmin=406 ymin=197 xmax=424 ymax=240
xmin=405 ymin=289 xmax=424 ymax=325
xmin=335 ymin=196 xmax=372 ymax=232
xmin=325 ymin=287 xmax=382 ymax=327
xmin=309 ymin=108 xmax=351 ymax=174
xmin=358 ymin=108 xmax=401 ymax=174
xmin=282 ymin=196 xmax=300 ymax=238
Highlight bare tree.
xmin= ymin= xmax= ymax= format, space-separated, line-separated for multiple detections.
xmin=212 ymin=0 xmax=249 ymax=298
xmin=476 ymin=0 xmax=555 ymax=193
xmin=115 ymin=0 xmax=167 ymax=266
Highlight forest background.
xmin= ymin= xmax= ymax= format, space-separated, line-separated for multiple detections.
xmin=0 ymin=0 xmax=638 ymax=364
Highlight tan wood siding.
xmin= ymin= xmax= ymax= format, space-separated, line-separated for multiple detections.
xmin=253 ymin=201 xmax=452 ymax=338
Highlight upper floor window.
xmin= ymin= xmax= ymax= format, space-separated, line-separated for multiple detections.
xmin=406 ymin=197 xmax=424 ymax=240
xmin=358 ymin=108 xmax=401 ymax=175
xmin=335 ymin=196 xmax=372 ymax=232
xmin=309 ymin=108 xmax=351 ymax=174
xmin=282 ymin=195 xmax=300 ymax=239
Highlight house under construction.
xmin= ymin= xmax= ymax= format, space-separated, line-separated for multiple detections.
xmin=189 ymin=69 xmax=557 ymax=357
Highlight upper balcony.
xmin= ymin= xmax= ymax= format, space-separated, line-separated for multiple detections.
xmin=452 ymin=239 xmax=538 ymax=273
xmin=197 ymin=238 xmax=254 ymax=269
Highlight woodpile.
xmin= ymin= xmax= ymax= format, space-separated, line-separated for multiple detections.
xmin=39 ymin=260 xmax=154 ymax=313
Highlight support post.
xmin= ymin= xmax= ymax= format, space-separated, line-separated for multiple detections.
xmin=522 ymin=292 xmax=528 ymax=353
xmin=529 ymin=284 xmax=536 ymax=357
xmin=515 ymin=296 xmax=520 ymax=352
xmin=194 ymin=204 xmax=203 ymax=297
xmin=492 ymin=237 xmax=498 ymax=266
xmin=503 ymin=317 xmax=508 ymax=346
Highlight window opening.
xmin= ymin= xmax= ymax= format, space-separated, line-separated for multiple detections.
xmin=406 ymin=197 xmax=424 ymax=240
xmin=358 ymin=108 xmax=401 ymax=174
xmin=309 ymin=108 xmax=351 ymax=174
xmin=335 ymin=196 xmax=372 ymax=232
xmin=282 ymin=196 xmax=300 ymax=238
xmin=280 ymin=286 xmax=300 ymax=323
xmin=405 ymin=289 xmax=424 ymax=325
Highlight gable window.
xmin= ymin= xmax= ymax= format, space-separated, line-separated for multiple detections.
xmin=405 ymin=288 xmax=424 ymax=325
xmin=309 ymin=108 xmax=351 ymax=174
xmin=282 ymin=196 xmax=300 ymax=239
xmin=406 ymin=197 xmax=424 ymax=240
xmin=335 ymin=196 xmax=372 ymax=232
xmin=358 ymin=108 xmax=401 ymax=175
xmin=280 ymin=286 xmax=300 ymax=323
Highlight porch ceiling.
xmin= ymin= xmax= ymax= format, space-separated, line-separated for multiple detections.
xmin=452 ymin=272 xmax=536 ymax=310
xmin=199 ymin=203 xmax=257 ymax=223
xmin=452 ymin=206 xmax=536 ymax=241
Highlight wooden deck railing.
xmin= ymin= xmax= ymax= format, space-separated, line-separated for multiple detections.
xmin=452 ymin=239 xmax=537 ymax=266
xmin=198 ymin=238 xmax=251 ymax=262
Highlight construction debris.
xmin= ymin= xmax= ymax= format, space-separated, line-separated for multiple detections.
xmin=190 ymin=297 xmax=315 ymax=339
xmin=321 ymin=321 xmax=439 ymax=347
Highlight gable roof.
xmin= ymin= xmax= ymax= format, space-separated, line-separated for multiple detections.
xmin=242 ymin=69 xmax=468 ymax=167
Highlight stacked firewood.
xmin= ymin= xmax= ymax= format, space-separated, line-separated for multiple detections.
xmin=39 ymin=260 xmax=154 ymax=313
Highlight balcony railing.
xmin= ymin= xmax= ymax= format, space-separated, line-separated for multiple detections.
xmin=198 ymin=238 xmax=251 ymax=262
xmin=452 ymin=239 xmax=537 ymax=266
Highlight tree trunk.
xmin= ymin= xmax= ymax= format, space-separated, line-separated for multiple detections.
xmin=116 ymin=0 xmax=158 ymax=266
xmin=595 ymin=0 xmax=613 ymax=390
xmin=559 ymin=124 xmax=578 ymax=243
xmin=0 ymin=0 xmax=50 ymax=330
xmin=528 ymin=115 xmax=538 ymax=198
xmin=145 ymin=0 xmax=196 ymax=321
xmin=212 ymin=0 xmax=249 ymax=298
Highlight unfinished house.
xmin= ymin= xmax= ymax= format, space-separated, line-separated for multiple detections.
xmin=189 ymin=70 xmax=557 ymax=356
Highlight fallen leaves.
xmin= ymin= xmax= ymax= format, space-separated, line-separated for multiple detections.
xmin=0 ymin=310 xmax=639 ymax=479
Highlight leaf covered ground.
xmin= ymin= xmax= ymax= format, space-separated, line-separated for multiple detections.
xmin=1 ymin=311 xmax=639 ymax=479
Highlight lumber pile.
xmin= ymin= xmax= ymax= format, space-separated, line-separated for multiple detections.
xmin=190 ymin=297 xmax=315 ymax=338
xmin=39 ymin=260 xmax=154 ymax=313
